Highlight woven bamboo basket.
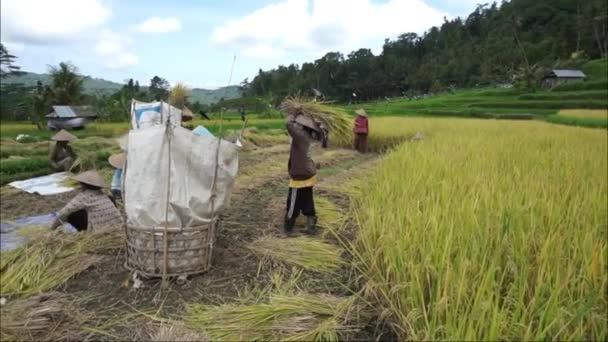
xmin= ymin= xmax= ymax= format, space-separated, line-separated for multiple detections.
xmin=124 ymin=220 xmax=217 ymax=278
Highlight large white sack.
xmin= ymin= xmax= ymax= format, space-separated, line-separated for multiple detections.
xmin=124 ymin=126 xmax=239 ymax=227
xmin=131 ymin=100 xmax=182 ymax=130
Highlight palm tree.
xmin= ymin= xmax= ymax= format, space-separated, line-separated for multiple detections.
xmin=48 ymin=62 xmax=84 ymax=104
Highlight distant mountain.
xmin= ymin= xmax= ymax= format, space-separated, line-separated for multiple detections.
xmin=2 ymin=72 xmax=241 ymax=105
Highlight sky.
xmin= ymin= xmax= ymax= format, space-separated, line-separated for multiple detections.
xmin=0 ymin=0 xmax=481 ymax=89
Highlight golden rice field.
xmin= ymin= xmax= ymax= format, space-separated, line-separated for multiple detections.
xmin=558 ymin=109 xmax=608 ymax=119
xmin=350 ymin=117 xmax=608 ymax=340
xmin=558 ymin=109 xmax=608 ymax=120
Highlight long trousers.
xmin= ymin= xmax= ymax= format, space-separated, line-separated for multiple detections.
xmin=354 ymin=133 xmax=368 ymax=153
xmin=285 ymin=186 xmax=316 ymax=221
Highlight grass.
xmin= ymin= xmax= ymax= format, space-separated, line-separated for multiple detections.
xmin=0 ymin=228 xmax=123 ymax=298
xmin=347 ymin=117 xmax=608 ymax=340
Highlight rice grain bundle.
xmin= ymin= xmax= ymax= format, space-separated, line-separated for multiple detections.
xmin=0 ymin=292 xmax=89 ymax=341
xmin=247 ymin=236 xmax=344 ymax=273
xmin=280 ymin=97 xmax=353 ymax=147
xmin=187 ymin=293 xmax=358 ymax=341
xmin=0 ymin=228 xmax=122 ymax=298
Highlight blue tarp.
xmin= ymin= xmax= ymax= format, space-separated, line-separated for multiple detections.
xmin=0 ymin=213 xmax=76 ymax=250
xmin=192 ymin=125 xmax=213 ymax=137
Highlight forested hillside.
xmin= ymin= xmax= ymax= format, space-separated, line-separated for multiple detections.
xmin=245 ymin=0 xmax=608 ymax=101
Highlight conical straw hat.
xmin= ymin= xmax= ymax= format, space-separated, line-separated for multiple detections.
xmin=295 ymin=115 xmax=320 ymax=132
xmin=51 ymin=129 xmax=77 ymax=141
xmin=355 ymin=109 xmax=368 ymax=117
xmin=108 ymin=153 xmax=126 ymax=169
xmin=72 ymin=170 xmax=106 ymax=188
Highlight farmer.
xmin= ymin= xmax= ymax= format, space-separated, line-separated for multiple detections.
xmin=49 ymin=129 xmax=77 ymax=171
xmin=353 ymin=109 xmax=369 ymax=153
xmin=240 ymin=107 xmax=246 ymax=122
xmin=50 ymin=170 xmax=122 ymax=232
xmin=108 ymin=153 xmax=126 ymax=200
xmin=283 ymin=105 xmax=327 ymax=235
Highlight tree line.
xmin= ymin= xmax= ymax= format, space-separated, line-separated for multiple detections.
xmin=0 ymin=47 xmax=209 ymax=123
xmin=243 ymin=0 xmax=608 ymax=102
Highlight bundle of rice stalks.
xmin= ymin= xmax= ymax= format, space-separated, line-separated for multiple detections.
xmin=186 ymin=293 xmax=358 ymax=341
xmin=0 ymin=292 xmax=89 ymax=341
xmin=248 ymin=236 xmax=343 ymax=273
xmin=280 ymin=97 xmax=353 ymax=147
xmin=315 ymin=197 xmax=347 ymax=235
xmin=0 ymin=229 xmax=123 ymax=298
xmin=69 ymin=150 xmax=98 ymax=172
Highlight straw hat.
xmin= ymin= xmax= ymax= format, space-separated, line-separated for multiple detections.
xmin=355 ymin=109 xmax=368 ymax=117
xmin=295 ymin=115 xmax=320 ymax=132
xmin=72 ymin=170 xmax=106 ymax=188
xmin=51 ymin=129 xmax=77 ymax=142
xmin=108 ymin=153 xmax=126 ymax=169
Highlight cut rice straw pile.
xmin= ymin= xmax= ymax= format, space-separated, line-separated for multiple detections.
xmin=248 ymin=236 xmax=343 ymax=273
xmin=1 ymin=228 xmax=123 ymax=298
xmin=280 ymin=97 xmax=353 ymax=147
xmin=0 ymin=292 xmax=90 ymax=341
xmin=187 ymin=292 xmax=358 ymax=341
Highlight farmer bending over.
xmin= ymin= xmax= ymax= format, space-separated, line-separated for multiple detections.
xmin=108 ymin=153 xmax=126 ymax=200
xmin=353 ymin=109 xmax=369 ymax=153
xmin=49 ymin=129 xmax=77 ymax=171
xmin=50 ymin=170 xmax=123 ymax=232
xmin=283 ymin=104 xmax=327 ymax=235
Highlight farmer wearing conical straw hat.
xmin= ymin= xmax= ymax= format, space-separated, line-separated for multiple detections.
xmin=49 ymin=129 xmax=77 ymax=171
xmin=50 ymin=170 xmax=123 ymax=232
xmin=283 ymin=103 xmax=327 ymax=236
xmin=108 ymin=153 xmax=126 ymax=200
xmin=353 ymin=109 xmax=369 ymax=153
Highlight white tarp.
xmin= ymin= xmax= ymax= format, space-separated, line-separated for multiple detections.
xmin=131 ymin=100 xmax=182 ymax=130
xmin=124 ymin=126 xmax=239 ymax=227
xmin=8 ymin=172 xmax=75 ymax=195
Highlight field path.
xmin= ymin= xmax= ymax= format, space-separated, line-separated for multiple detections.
xmin=0 ymin=143 xmax=378 ymax=340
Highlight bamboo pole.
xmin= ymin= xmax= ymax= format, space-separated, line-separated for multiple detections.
xmin=161 ymin=102 xmax=172 ymax=289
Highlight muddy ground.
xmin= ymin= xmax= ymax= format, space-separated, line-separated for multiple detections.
xmin=0 ymin=142 xmax=378 ymax=340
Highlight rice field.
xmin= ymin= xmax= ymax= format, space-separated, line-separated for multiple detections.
xmin=349 ymin=117 xmax=608 ymax=340
xmin=0 ymin=113 xmax=606 ymax=340
xmin=558 ymin=109 xmax=608 ymax=119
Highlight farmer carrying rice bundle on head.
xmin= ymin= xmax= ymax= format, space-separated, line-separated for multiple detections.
xmin=49 ymin=129 xmax=77 ymax=171
xmin=281 ymin=101 xmax=329 ymax=236
xmin=50 ymin=170 xmax=122 ymax=232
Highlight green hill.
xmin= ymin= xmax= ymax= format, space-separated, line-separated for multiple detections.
xmin=2 ymin=72 xmax=241 ymax=104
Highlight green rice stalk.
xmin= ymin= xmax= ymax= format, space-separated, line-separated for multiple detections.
xmin=248 ymin=236 xmax=344 ymax=273
xmin=0 ymin=229 xmax=123 ymax=298
xmin=280 ymin=97 xmax=353 ymax=147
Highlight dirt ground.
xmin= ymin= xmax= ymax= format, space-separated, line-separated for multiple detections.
xmin=0 ymin=142 xmax=378 ymax=340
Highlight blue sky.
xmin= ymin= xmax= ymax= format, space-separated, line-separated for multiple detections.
xmin=1 ymin=0 xmax=480 ymax=89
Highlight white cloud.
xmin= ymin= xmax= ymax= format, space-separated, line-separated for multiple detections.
xmin=0 ymin=0 xmax=110 ymax=45
xmin=210 ymin=0 xmax=446 ymax=59
xmin=136 ymin=17 xmax=182 ymax=34
xmin=95 ymin=30 xmax=139 ymax=70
